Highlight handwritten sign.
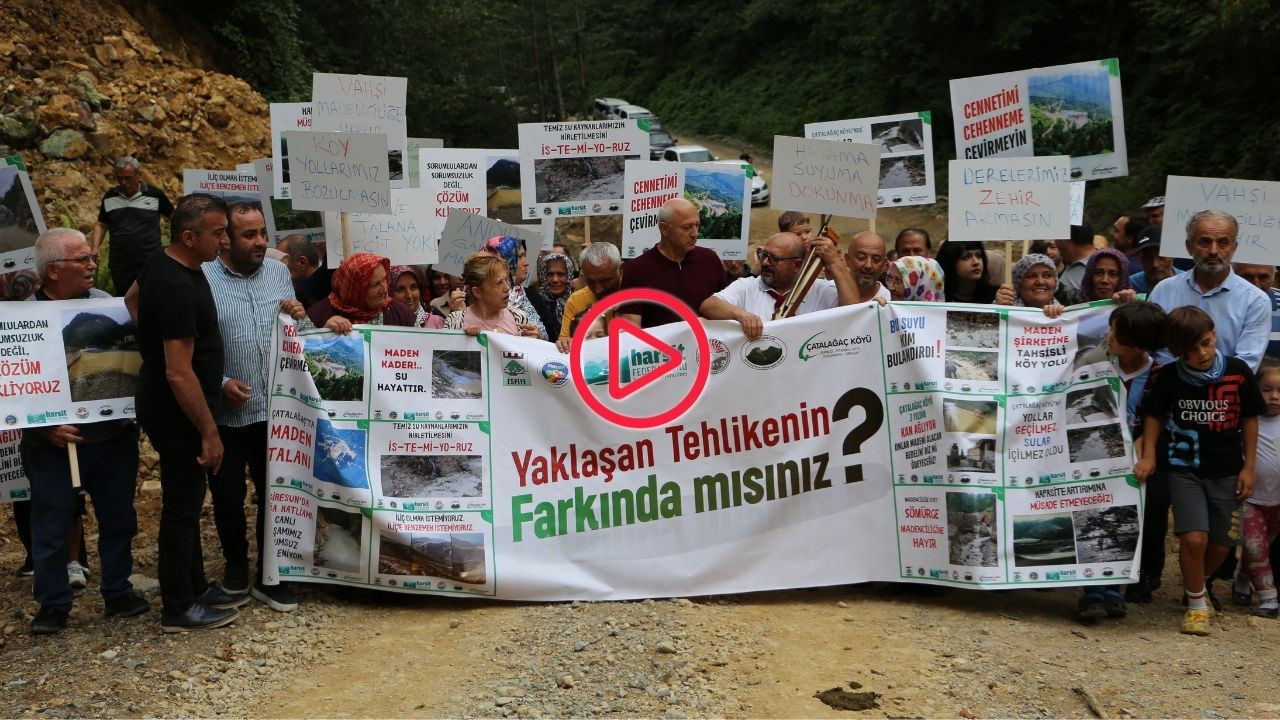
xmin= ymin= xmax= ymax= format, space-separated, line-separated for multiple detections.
xmin=622 ymin=159 xmax=749 ymax=260
xmin=436 ymin=209 xmax=547 ymax=277
xmin=0 ymin=155 xmax=46 ymax=272
xmin=283 ymin=130 xmax=391 ymax=215
xmin=406 ymin=137 xmax=444 ymax=188
xmin=950 ymin=58 xmax=1128 ymax=180
xmin=1162 ymin=176 xmax=1279 ymax=265
xmin=322 ymin=189 xmax=438 ymax=265
xmin=255 ymin=158 xmax=326 ymax=247
xmin=270 ymin=102 xmax=312 ymax=199
xmin=182 ymin=169 xmax=260 ymax=202
xmin=517 ymin=120 xmax=650 ymax=219
xmin=947 ymin=156 xmax=1072 ymax=242
xmin=1069 ymin=181 xmax=1085 ymax=225
xmin=311 ymin=73 xmax=408 ymax=188
xmin=804 ymin=111 xmax=936 ymax=208
xmin=771 ymin=136 xmax=880 ymax=218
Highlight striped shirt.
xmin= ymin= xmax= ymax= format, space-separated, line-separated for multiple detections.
xmin=201 ymin=257 xmax=296 ymax=427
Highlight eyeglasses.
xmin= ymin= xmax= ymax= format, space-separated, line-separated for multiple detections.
xmin=755 ymin=248 xmax=804 ymax=264
xmin=53 ymin=254 xmax=100 ymax=265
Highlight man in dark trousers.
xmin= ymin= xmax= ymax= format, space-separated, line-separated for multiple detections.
xmin=127 ymin=194 xmax=246 ymax=632
xmin=89 ymin=156 xmax=174 ymax=296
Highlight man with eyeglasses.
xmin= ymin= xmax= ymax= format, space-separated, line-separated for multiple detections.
xmin=89 ymin=156 xmax=174 ymax=297
xmin=23 ymin=229 xmax=149 ymax=634
xmin=699 ymin=230 xmax=859 ymax=340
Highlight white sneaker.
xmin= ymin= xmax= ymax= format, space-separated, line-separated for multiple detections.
xmin=67 ymin=561 xmax=88 ymax=590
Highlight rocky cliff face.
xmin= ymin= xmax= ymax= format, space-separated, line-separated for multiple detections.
xmin=0 ymin=0 xmax=269 ymax=230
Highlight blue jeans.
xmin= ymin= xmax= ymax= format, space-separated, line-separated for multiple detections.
xmin=1082 ymin=585 xmax=1124 ymax=601
xmin=21 ymin=425 xmax=140 ymax=610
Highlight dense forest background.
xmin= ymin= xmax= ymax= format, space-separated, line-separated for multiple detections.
xmin=152 ymin=0 xmax=1279 ymax=224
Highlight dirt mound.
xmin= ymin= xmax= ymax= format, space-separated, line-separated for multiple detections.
xmin=0 ymin=0 xmax=269 ymax=231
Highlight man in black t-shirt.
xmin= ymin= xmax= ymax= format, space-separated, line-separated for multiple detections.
xmin=129 ymin=193 xmax=246 ymax=632
xmin=90 ymin=156 xmax=174 ymax=296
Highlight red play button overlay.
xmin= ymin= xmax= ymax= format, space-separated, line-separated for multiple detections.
xmin=569 ymin=288 xmax=711 ymax=430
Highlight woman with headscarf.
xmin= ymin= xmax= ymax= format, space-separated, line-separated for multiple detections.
xmin=481 ymin=236 xmax=547 ymax=340
xmin=887 ymin=255 xmax=945 ymax=303
xmin=935 ymin=241 xmax=1010 ymax=304
xmin=528 ymin=252 xmax=574 ymax=338
xmin=388 ymin=265 xmax=445 ymax=329
xmin=1081 ymin=247 xmax=1134 ymax=302
xmin=1002 ymin=253 xmax=1065 ymax=318
xmin=445 ymin=252 xmax=540 ymax=338
xmin=306 ymin=252 xmax=415 ymax=334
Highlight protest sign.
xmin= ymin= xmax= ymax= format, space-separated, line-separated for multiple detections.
xmin=0 ymin=297 xmax=139 ymax=429
xmin=435 ymin=209 xmax=547 ymax=277
xmin=622 ymin=160 xmax=750 ymax=260
xmin=255 ymin=158 xmax=326 ymax=247
xmin=1070 ymin=181 xmax=1085 ymax=225
xmin=322 ymin=188 xmax=438 ymax=265
xmin=270 ymin=102 xmax=313 ymax=199
xmin=283 ymin=130 xmax=392 ymax=215
xmin=0 ymin=429 xmax=29 ymax=504
xmin=406 ymin=138 xmax=444 ymax=188
xmin=950 ymin=58 xmax=1128 ymax=180
xmin=517 ymin=120 xmax=650 ymax=219
xmin=262 ymin=301 xmax=1139 ymax=599
xmin=182 ymin=169 xmax=260 ymax=203
xmin=1161 ymin=175 xmax=1280 ymax=264
xmin=418 ymin=148 xmax=521 ymax=238
xmin=311 ymin=73 xmax=408 ymax=188
xmin=804 ymin=111 xmax=936 ymax=207
xmin=0 ymin=155 xmax=47 ymax=272
xmin=947 ymin=156 xmax=1072 ymax=242
xmin=770 ymin=136 xmax=880 ymax=218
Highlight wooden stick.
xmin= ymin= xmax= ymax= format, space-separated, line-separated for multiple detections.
xmin=1074 ymin=686 xmax=1109 ymax=719
xmin=1003 ymin=240 xmax=1013 ymax=286
xmin=584 ymin=216 xmax=592 ymax=245
xmin=67 ymin=442 xmax=81 ymax=489
xmin=340 ymin=211 xmax=351 ymax=260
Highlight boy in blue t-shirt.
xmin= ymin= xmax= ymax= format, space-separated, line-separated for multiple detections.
xmin=1135 ymin=306 xmax=1265 ymax=636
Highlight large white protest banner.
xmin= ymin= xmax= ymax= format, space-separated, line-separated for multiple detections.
xmin=1161 ymin=175 xmax=1280 ymax=265
xmin=311 ymin=73 xmax=408 ymax=188
xmin=0 ymin=155 xmax=47 ymax=272
xmin=283 ymin=130 xmax=392 ymax=215
xmin=805 ymin=111 xmax=936 ymax=208
xmin=322 ymin=188 xmax=438 ymax=265
xmin=622 ymin=160 xmax=750 ymax=261
xmin=434 ymin=209 xmax=547 ymax=277
xmin=947 ymin=156 xmax=1072 ymax=242
xmin=0 ymin=298 xmax=138 ymax=429
xmin=261 ymin=301 xmax=1140 ymax=599
xmin=770 ymin=136 xmax=880 ymax=218
xmin=406 ymin=138 xmax=444 ymax=189
xmin=517 ymin=120 xmax=650 ymax=219
xmin=255 ymin=158 xmax=326 ymax=247
xmin=950 ymin=58 xmax=1128 ymax=180
xmin=182 ymin=169 xmax=260 ymax=203
xmin=0 ymin=429 xmax=29 ymax=504
xmin=270 ymin=102 xmax=312 ymax=199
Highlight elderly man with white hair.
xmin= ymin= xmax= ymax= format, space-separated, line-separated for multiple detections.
xmin=22 ymin=228 xmax=148 ymax=634
xmin=89 ymin=155 xmax=174 ymax=296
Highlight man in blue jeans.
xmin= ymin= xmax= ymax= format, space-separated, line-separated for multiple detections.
xmin=23 ymin=229 xmax=149 ymax=634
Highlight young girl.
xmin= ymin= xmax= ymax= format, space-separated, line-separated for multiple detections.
xmin=1135 ymin=306 xmax=1265 ymax=635
xmin=1239 ymin=359 xmax=1280 ymax=618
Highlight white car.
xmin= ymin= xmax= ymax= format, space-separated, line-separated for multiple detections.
xmin=615 ymin=104 xmax=654 ymax=120
xmin=709 ymin=160 xmax=770 ymax=206
xmin=661 ymin=145 xmax=717 ymax=163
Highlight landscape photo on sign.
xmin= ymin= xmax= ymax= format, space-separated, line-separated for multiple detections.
xmin=534 ymin=155 xmax=636 ymax=204
xmin=378 ymin=532 xmax=486 ymax=584
xmin=683 ymin=166 xmax=745 ymax=240
xmin=314 ymin=505 xmax=364 ymax=574
xmin=1072 ymin=505 xmax=1139 ymax=564
xmin=303 ymin=334 xmax=366 ymax=402
xmin=1027 ymin=65 xmax=1114 ymax=158
xmin=380 ymin=454 xmax=483 ymax=499
xmin=431 ymin=350 xmax=483 ymax=400
xmin=313 ymin=418 xmax=368 ymax=490
xmin=946 ymin=491 xmax=998 ymax=567
xmin=1013 ymin=512 xmax=1077 ymax=567
xmin=0 ymin=165 xmax=41 ymax=257
xmin=61 ymin=305 xmax=140 ymax=402
xmin=486 ymin=155 xmax=523 ymax=224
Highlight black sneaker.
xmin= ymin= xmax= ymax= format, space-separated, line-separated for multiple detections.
xmin=1077 ymin=594 xmax=1107 ymax=620
xmin=160 ymin=603 xmax=238 ymax=633
xmin=1231 ymin=586 xmax=1253 ymax=607
xmin=15 ymin=557 xmax=33 ymax=577
xmin=104 ymin=592 xmax=150 ymax=618
xmin=30 ymin=605 xmax=69 ymax=635
xmin=251 ymin=582 xmax=299 ymax=612
xmin=1103 ymin=594 xmax=1128 ymax=618
xmin=1252 ymin=605 xmax=1279 ymax=619
xmin=1125 ymin=582 xmax=1152 ymax=604
xmin=197 ymin=583 xmax=250 ymax=609
xmin=221 ymin=563 xmax=250 ymax=595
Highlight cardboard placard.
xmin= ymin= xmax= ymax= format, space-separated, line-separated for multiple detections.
xmin=517 ymin=120 xmax=650 ymax=219
xmin=947 ymin=156 xmax=1072 ymax=242
xmin=311 ymin=73 xmax=408 ymax=188
xmin=770 ymin=136 xmax=880 ymax=218
xmin=622 ymin=159 xmax=750 ymax=260
xmin=283 ymin=130 xmax=392 ymax=215
xmin=804 ymin=111 xmax=936 ymax=208
xmin=1161 ymin=176 xmax=1280 ymax=264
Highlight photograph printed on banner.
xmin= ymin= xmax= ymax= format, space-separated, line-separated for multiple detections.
xmin=946 ymin=310 xmax=1000 ymax=347
xmin=431 ymin=350 xmax=483 ymax=400
xmin=534 ymin=156 xmax=635 ymax=204
xmin=684 ymin=166 xmax=745 ymax=241
xmin=942 ymin=398 xmax=999 ymax=435
xmin=1073 ymin=312 xmax=1110 ymax=369
xmin=303 ymin=334 xmax=366 ymax=402
xmin=946 ymin=491 xmax=998 ymax=567
xmin=0 ymin=164 xmax=43 ymax=260
xmin=313 ymin=419 xmax=368 ymax=490
xmin=871 ymin=118 xmax=926 ymax=153
xmin=487 ymin=156 xmax=523 ymax=224
xmin=378 ymin=532 xmax=487 ymax=585
xmin=313 ymin=505 xmax=364 ymax=575
xmin=269 ymin=198 xmax=325 ymax=238
xmin=945 ymin=349 xmax=999 ymax=383
xmin=1013 ymin=512 xmax=1078 ymax=566
xmin=945 ymin=437 xmax=997 ymax=475
xmin=61 ymin=305 xmax=140 ymax=402
xmin=1028 ymin=64 xmax=1115 ymax=158
xmin=379 ymin=454 xmax=483 ymax=499
xmin=1065 ymin=386 xmax=1119 ymax=424
xmin=1072 ymin=505 xmax=1139 ymax=564
xmin=1066 ymin=422 xmax=1127 ymax=464
xmin=879 ymin=155 xmax=928 ymax=189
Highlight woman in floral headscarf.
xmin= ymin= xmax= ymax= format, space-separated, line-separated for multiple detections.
xmin=306 ymin=252 xmax=415 ymax=333
xmin=887 ymin=255 xmax=945 ymax=303
xmin=1002 ymin=253 xmax=1065 ymax=318
xmin=528 ymin=252 xmax=574 ymax=338
xmin=481 ymin=236 xmax=548 ymax=340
